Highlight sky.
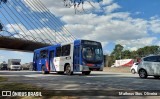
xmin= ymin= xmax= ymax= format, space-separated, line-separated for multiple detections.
xmin=0 ymin=0 xmax=160 ymax=63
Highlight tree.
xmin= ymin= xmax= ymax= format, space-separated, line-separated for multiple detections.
xmin=130 ymin=50 xmax=138 ymax=59
xmin=136 ymin=46 xmax=160 ymax=57
xmin=122 ymin=50 xmax=131 ymax=59
xmin=109 ymin=45 xmax=160 ymax=66
xmin=111 ymin=44 xmax=124 ymax=60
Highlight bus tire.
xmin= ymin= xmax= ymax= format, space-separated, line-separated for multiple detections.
xmin=82 ymin=71 xmax=91 ymax=75
xmin=65 ymin=65 xmax=73 ymax=75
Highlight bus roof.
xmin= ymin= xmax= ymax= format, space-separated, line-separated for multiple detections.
xmin=34 ymin=44 xmax=61 ymax=52
xmin=34 ymin=39 xmax=101 ymax=52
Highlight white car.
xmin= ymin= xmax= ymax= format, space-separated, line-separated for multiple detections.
xmin=137 ymin=55 xmax=160 ymax=79
xmin=130 ymin=62 xmax=139 ymax=74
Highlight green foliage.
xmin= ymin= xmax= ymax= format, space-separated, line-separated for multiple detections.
xmin=108 ymin=44 xmax=160 ymax=66
xmin=136 ymin=46 xmax=160 ymax=57
xmin=105 ymin=55 xmax=114 ymax=67
xmin=0 ymin=77 xmax=7 ymax=82
xmin=122 ymin=50 xmax=131 ymax=59
xmin=0 ymin=83 xmax=43 ymax=90
xmin=111 ymin=44 xmax=124 ymax=60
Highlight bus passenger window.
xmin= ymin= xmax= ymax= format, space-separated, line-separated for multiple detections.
xmin=61 ymin=45 xmax=70 ymax=56
xmin=56 ymin=47 xmax=61 ymax=57
xmin=50 ymin=51 xmax=54 ymax=58
xmin=40 ymin=50 xmax=48 ymax=58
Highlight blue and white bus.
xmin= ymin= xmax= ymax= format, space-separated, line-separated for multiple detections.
xmin=33 ymin=40 xmax=104 ymax=75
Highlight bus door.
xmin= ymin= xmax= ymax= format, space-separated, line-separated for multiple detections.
xmin=34 ymin=53 xmax=40 ymax=71
xmin=39 ymin=50 xmax=49 ymax=71
xmin=73 ymin=45 xmax=80 ymax=72
xmin=49 ymin=50 xmax=55 ymax=71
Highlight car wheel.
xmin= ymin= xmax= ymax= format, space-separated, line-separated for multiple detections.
xmin=65 ymin=65 xmax=73 ymax=75
xmin=154 ymin=76 xmax=160 ymax=79
xmin=139 ymin=69 xmax=147 ymax=79
xmin=131 ymin=69 xmax=136 ymax=74
xmin=82 ymin=71 xmax=91 ymax=75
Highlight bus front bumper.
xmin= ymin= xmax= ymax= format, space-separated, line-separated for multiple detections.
xmin=80 ymin=65 xmax=103 ymax=71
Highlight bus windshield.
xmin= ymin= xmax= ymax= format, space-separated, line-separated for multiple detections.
xmin=82 ymin=42 xmax=103 ymax=64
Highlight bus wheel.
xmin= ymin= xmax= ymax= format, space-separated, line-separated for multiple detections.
xmin=65 ymin=65 xmax=73 ymax=75
xmin=82 ymin=71 xmax=91 ymax=75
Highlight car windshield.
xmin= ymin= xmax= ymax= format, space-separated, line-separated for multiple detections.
xmin=82 ymin=45 xmax=103 ymax=64
xmin=12 ymin=62 xmax=20 ymax=65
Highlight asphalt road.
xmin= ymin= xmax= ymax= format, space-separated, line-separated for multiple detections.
xmin=0 ymin=71 xmax=160 ymax=91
